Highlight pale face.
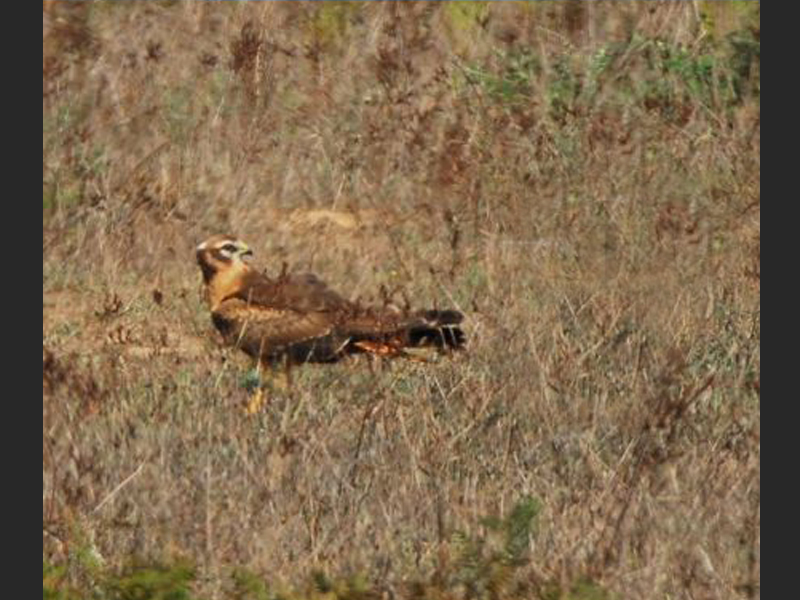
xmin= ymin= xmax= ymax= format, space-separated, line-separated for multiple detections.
xmin=196 ymin=235 xmax=254 ymax=281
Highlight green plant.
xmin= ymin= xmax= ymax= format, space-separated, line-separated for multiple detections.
xmin=451 ymin=496 xmax=541 ymax=599
xmin=461 ymin=49 xmax=540 ymax=107
xmin=44 ymin=561 xmax=82 ymax=600
xmin=106 ymin=561 xmax=200 ymax=600
xmin=542 ymin=577 xmax=614 ymax=600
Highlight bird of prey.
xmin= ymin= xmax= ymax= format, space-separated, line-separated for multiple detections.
xmin=195 ymin=234 xmax=465 ymax=406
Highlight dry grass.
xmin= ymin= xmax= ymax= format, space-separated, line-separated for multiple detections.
xmin=43 ymin=2 xmax=759 ymax=599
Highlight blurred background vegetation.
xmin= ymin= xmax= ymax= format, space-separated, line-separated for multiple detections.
xmin=44 ymin=2 xmax=759 ymax=599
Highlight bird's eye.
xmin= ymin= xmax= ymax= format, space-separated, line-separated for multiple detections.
xmin=221 ymin=243 xmax=238 ymax=253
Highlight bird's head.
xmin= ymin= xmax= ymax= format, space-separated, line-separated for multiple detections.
xmin=196 ymin=234 xmax=254 ymax=284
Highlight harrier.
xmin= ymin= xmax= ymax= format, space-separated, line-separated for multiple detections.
xmin=196 ymin=234 xmax=465 ymax=405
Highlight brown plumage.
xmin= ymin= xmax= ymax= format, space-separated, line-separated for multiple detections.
xmin=195 ymin=234 xmax=465 ymax=367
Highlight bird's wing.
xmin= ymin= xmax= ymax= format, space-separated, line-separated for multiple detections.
xmin=230 ymin=271 xmax=352 ymax=312
xmin=215 ymin=269 xmax=465 ymax=361
xmin=212 ymin=297 xmax=339 ymax=359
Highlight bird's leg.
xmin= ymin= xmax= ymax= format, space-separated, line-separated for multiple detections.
xmin=244 ymin=387 xmax=266 ymax=415
xmin=244 ymin=358 xmax=293 ymax=415
xmin=244 ymin=360 xmax=267 ymax=415
xmin=265 ymin=356 xmax=292 ymax=393
xmin=264 ymin=357 xmax=292 ymax=390
xmin=283 ymin=358 xmax=293 ymax=393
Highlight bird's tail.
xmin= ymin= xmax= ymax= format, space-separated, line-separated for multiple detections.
xmin=338 ymin=308 xmax=466 ymax=359
xmin=406 ymin=309 xmax=466 ymax=350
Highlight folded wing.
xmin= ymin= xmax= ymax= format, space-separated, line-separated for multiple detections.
xmin=213 ymin=270 xmax=465 ymax=364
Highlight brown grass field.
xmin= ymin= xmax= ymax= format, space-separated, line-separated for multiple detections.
xmin=43 ymin=2 xmax=759 ymax=599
